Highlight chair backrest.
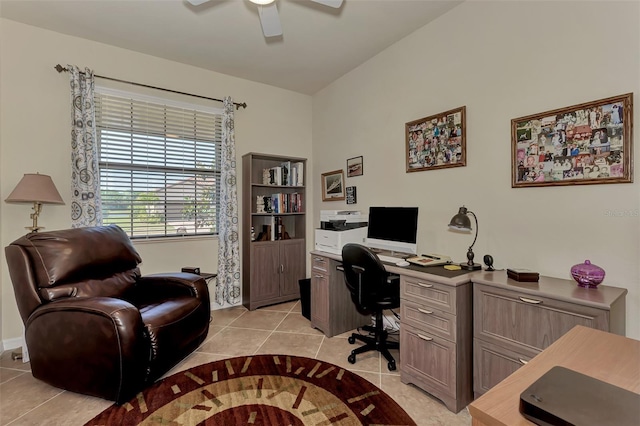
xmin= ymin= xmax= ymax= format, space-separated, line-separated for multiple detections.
xmin=341 ymin=243 xmax=391 ymax=312
xmin=5 ymin=225 xmax=142 ymax=324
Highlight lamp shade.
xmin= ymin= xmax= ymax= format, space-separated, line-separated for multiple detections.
xmin=5 ymin=173 xmax=64 ymax=204
xmin=448 ymin=206 xmax=472 ymax=231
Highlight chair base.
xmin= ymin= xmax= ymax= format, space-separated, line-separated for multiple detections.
xmin=347 ymin=325 xmax=399 ymax=371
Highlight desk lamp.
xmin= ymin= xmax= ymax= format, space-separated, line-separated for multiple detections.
xmin=448 ymin=206 xmax=481 ymax=270
xmin=5 ymin=173 xmax=65 ymax=232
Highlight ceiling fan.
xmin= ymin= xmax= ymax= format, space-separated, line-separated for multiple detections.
xmin=187 ymin=0 xmax=344 ymax=38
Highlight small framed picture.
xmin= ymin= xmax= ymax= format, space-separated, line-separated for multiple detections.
xmin=321 ymin=169 xmax=345 ymax=201
xmin=347 ymin=156 xmax=363 ymax=177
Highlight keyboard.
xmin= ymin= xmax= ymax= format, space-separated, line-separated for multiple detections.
xmin=377 ymin=254 xmax=405 ymax=264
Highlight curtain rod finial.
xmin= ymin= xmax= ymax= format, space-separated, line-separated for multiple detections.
xmin=236 ymin=102 xmax=247 ymax=110
xmin=54 ymin=64 xmax=67 ymax=73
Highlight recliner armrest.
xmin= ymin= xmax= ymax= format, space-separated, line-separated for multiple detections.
xmin=25 ymin=297 xmax=148 ymax=403
xmin=137 ymin=272 xmax=209 ymax=300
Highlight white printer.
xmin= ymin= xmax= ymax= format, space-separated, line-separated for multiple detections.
xmin=314 ymin=211 xmax=368 ymax=255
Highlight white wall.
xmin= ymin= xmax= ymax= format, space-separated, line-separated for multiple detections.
xmin=0 ymin=19 xmax=313 ymax=345
xmin=313 ymin=1 xmax=640 ymax=338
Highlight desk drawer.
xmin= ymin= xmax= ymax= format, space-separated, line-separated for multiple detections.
xmin=474 ymin=284 xmax=610 ymax=353
xmin=401 ymin=276 xmax=456 ymax=314
xmin=311 ymin=254 xmax=329 ymax=274
xmin=401 ymin=322 xmax=456 ymax=398
xmin=401 ymin=300 xmax=456 ymax=341
xmin=473 ymin=338 xmax=538 ymax=396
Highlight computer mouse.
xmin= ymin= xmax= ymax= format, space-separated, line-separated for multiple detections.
xmin=395 ymin=260 xmax=410 ymax=267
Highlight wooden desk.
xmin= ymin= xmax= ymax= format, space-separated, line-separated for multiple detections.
xmin=309 ymin=250 xmax=474 ymax=413
xmin=468 ymin=325 xmax=640 ymax=426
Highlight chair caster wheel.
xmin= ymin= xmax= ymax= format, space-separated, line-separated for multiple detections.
xmin=348 ymin=336 xmax=356 ymax=344
xmin=348 ymin=354 xmax=356 ymax=364
xmin=387 ymin=361 xmax=396 ymax=371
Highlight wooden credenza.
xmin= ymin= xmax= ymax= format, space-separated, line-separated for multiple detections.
xmin=472 ymin=271 xmax=627 ymax=398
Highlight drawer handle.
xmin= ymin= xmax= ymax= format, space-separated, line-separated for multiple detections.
xmin=519 ymin=296 xmax=542 ymax=304
xmin=313 ymin=257 xmax=324 ymax=261
xmin=518 ymin=358 xmax=529 ymax=365
xmin=314 ymin=275 xmax=323 ymax=279
xmin=418 ymin=308 xmax=433 ymax=315
xmin=417 ymin=282 xmax=433 ymax=288
xmin=417 ymin=333 xmax=433 ymax=341
xmin=336 ymin=265 xmax=345 ymax=272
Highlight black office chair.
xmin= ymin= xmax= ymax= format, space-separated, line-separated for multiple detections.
xmin=341 ymin=243 xmax=400 ymax=371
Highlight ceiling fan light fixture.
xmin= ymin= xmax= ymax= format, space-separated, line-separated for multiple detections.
xmin=250 ymin=0 xmax=275 ymax=5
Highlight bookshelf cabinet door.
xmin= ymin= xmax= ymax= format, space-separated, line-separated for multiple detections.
xmin=250 ymin=242 xmax=280 ymax=301
xmin=280 ymin=239 xmax=305 ymax=297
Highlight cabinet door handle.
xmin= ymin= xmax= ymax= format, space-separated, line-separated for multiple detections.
xmin=417 ymin=282 xmax=433 ymax=288
xmin=280 ymin=264 xmax=284 ymax=273
xmin=418 ymin=308 xmax=433 ymax=315
xmin=518 ymin=358 xmax=529 ymax=365
xmin=336 ymin=265 xmax=345 ymax=272
xmin=417 ymin=333 xmax=433 ymax=341
xmin=519 ymin=296 xmax=542 ymax=304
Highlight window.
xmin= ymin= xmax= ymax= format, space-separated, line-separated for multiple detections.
xmin=95 ymin=88 xmax=223 ymax=239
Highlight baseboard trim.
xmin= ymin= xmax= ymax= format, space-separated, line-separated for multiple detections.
xmin=2 ymin=336 xmax=23 ymax=351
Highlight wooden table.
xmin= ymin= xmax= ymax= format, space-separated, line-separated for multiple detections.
xmin=468 ymin=325 xmax=640 ymax=426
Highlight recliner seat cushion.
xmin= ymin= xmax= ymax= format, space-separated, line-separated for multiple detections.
xmin=139 ymin=297 xmax=210 ymax=378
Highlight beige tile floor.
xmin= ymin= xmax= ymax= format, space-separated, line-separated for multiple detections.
xmin=0 ymin=301 xmax=471 ymax=425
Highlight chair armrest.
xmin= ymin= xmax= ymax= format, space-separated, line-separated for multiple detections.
xmin=137 ymin=272 xmax=209 ymax=300
xmin=386 ymin=274 xmax=400 ymax=285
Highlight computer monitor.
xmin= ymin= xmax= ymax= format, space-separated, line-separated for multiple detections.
xmin=364 ymin=207 xmax=419 ymax=255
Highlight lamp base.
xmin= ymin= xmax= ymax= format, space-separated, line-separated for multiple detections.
xmin=459 ymin=262 xmax=482 ymax=271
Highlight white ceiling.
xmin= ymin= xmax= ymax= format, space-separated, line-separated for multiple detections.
xmin=0 ymin=0 xmax=462 ymax=94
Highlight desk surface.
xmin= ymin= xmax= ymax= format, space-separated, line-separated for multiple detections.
xmin=468 ymin=325 xmax=640 ymax=426
xmin=311 ymin=250 xmax=474 ymax=286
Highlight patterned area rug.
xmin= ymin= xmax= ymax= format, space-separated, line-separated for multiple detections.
xmin=85 ymin=354 xmax=416 ymax=425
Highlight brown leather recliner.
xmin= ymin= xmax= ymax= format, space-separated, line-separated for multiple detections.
xmin=5 ymin=224 xmax=210 ymax=404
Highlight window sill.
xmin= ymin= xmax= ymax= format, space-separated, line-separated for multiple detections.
xmin=131 ymin=235 xmax=219 ymax=245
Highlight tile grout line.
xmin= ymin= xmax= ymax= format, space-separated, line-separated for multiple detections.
xmin=4 ymin=389 xmax=65 ymax=426
xmin=252 ymin=311 xmax=290 ymax=355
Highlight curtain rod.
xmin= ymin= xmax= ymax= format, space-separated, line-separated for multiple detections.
xmin=54 ymin=64 xmax=247 ymax=110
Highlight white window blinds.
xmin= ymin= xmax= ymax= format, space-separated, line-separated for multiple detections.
xmin=95 ymin=89 xmax=223 ymax=239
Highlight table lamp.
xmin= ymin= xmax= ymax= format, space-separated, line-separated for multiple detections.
xmin=5 ymin=173 xmax=65 ymax=232
xmin=448 ymin=206 xmax=481 ymax=270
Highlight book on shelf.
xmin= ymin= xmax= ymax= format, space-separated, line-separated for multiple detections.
xmin=281 ymin=161 xmax=291 ymax=186
xmin=269 ymin=216 xmax=276 ymax=241
xmin=292 ymin=162 xmax=304 ymax=186
xmin=271 ymin=167 xmax=282 ymax=186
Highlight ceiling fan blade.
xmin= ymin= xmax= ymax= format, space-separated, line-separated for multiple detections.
xmin=186 ymin=0 xmax=211 ymax=5
xmin=310 ymin=0 xmax=343 ymax=8
xmin=258 ymin=3 xmax=282 ymax=37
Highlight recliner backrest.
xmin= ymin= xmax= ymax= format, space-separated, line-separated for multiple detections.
xmin=6 ymin=225 xmax=142 ymax=321
xmin=341 ymin=243 xmax=390 ymax=311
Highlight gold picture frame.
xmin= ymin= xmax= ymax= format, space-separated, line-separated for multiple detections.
xmin=321 ymin=169 xmax=345 ymax=201
xmin=511 ymin=93 xmax=633 ymax=187
xmin=406 ymin=106 xmax=466 ymax=172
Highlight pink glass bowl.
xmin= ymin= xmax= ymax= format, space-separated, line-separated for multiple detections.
xmin=571 ymin=260 xmax=605 ymax=289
